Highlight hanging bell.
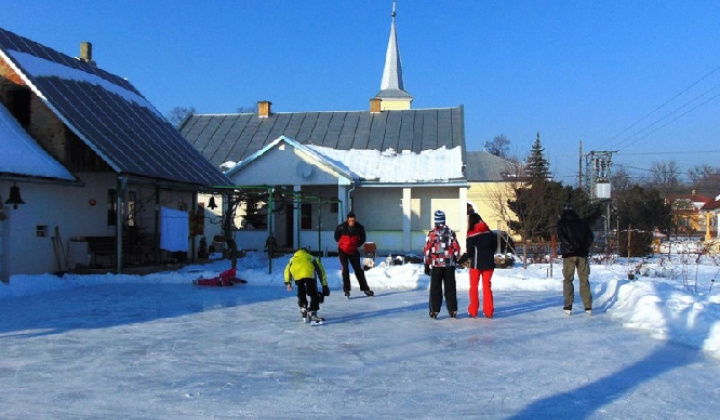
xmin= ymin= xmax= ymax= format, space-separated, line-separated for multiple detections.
xmin=5 ymin=184 xmax=25 ymax=209
xmin=207 ymin=196 xmax=218 ymax=210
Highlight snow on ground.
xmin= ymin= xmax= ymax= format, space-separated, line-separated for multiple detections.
xmin=1 ymin=251 xmax=720 ymax=418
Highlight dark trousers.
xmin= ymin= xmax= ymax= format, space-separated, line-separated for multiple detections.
xmin=295 ymin=278 xmax=320 ymax=312
xmin=429 ymin=266 xmax=457 ymax=314
xmin=338 ymin=251 xmax=370 ymax=293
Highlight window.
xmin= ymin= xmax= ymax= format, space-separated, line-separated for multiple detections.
xmin=7 ymin=87 xmax=31 ymax=127
xmin=128 ymin=191 xmax=136 ymax=227
xmin=36 ymin=225 xmax=48 ymax=238
xmin=107 ymin=189 xmax=117 ymax=226
xmin=301 ymin=203 xmax=312 ymax=229
xmin=330 ymin=199 xmax=338 ymax=214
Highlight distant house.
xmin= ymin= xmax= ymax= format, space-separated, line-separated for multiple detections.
xmin=666 ymin=191 xmax=712 ymax=237
xmin=0 ymin=27 xmax=230 ymax=279
xmin=699 ymin=194 xmax=720 ymax=243
xmin=180 ymin=7 xmax=468 ymax=254
xmin=465 ymin=151 xmax=523 ymax=239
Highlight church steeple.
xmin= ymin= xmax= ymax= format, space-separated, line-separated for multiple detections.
xmin=374 ymin=0 xmax=413 ymax=110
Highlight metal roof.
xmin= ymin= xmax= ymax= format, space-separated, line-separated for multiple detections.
xmin=180 ymin=107 xmax=466 ymax=168
xmin=0 ymin=27 xmax=231 ymax=187
xmin=466 ymin=151 xmax=523 ymax=182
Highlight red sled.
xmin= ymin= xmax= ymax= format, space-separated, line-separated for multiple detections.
xmin=193 ymin=268 xmax=248 ymax=287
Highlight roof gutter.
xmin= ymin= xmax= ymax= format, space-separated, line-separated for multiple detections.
xmin=358 ymin=180 xmax=469 ymax=188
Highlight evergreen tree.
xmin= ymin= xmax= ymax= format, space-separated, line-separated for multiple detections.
xmin=526 ymin=132 xmax=550 ymax=181
xmin=614 ymin=185 xmax=672 ymax=256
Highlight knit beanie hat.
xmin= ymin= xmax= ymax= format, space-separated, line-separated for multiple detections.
xmin=434 ymin=210 xmax=446 ymax=225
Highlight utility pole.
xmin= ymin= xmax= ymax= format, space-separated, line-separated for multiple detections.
xmin=578 ymin=141 xmax=583 ymax=189
xmin=586 ymin=150 xmax=617 ymax=256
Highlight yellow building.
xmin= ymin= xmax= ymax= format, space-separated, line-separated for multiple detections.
xmin=465 ymin=151 xmax=524 ymax=240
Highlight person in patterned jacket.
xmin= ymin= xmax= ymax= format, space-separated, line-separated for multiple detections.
xmin=423 ymin=210 xmax=461 ymax=319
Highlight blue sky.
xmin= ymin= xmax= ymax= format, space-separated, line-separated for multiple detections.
xmin=4 ymin=0 xmax=720 ymax=185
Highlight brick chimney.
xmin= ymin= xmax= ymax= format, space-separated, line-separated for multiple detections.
xmin=370 ymin=97 xmax=382 ymax=113
xmin=79 ymin=42 xmax=95 ymax=66
xmin=257 ymin=100 xmax=272 ymax=118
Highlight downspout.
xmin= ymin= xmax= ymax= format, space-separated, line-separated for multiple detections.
xmin=191 ymin=193 xmax=197 ymax=262
xmin=317 ymin=198 xmax=322 ymax=258
xmin=154 ymin=185 xmax=160 ymax=264
xmin=346 ymin=182 xmax=356 ymax=213
xmin=267 ymin=187 xmax=273 ymax=274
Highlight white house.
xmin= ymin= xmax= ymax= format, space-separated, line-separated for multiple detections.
xmin=0 ymin=27 xmax=230 ymax=279
xmin=180 ymin=5 xmax=469 ymax=256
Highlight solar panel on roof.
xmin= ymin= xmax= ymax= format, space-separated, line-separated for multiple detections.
xmin=0 ymin=27 xmax=231 ymax=186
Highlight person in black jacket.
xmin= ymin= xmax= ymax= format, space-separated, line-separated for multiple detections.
xmin=334 ymin=212 xmax=373 ymax=298
xmin=461 ymin=213 xmax=496 ymax=318
xmin=556 ymin=203 xmax=594 ymax=315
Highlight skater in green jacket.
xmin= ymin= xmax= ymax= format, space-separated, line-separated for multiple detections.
xmin=284 ymin=249 xmax=330 ymax=323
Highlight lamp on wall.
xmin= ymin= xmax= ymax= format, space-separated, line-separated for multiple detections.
xmin=207 ymin=195 xmax=218 ymax=210
xmin=5 ymin=183 xmax=25 ymax=209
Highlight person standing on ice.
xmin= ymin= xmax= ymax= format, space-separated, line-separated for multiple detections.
xmin=556 ymin=203 xmax=594 ymax=315
xmin=284 ymin=248 xmax=330 ymax=323
xmin=334 ymin=212 xmax=374 ymax=298
xmin=423 ymin=210 xmax=461 ymax=319
xmin=461 ymin=212 xmax=496 ymax=318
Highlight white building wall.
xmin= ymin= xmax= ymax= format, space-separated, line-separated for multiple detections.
xmin=1 ymin=177 xmax=115 ymax=276
xmin=1 ymin=176 xmax=196 ymax=279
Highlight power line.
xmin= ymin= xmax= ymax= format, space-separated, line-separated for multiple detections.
xmin=598 ymin=65 xmax=720 ymax=151
xmin=612 ymin=91 xmax=720 ymax=150
xmin=618 ymin=150 xmax=720 ymax=156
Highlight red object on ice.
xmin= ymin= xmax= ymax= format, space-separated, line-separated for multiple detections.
xmin=193 ymin=268 xmax=247 ymax=286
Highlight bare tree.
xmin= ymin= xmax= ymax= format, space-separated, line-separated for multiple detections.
xmin=237 ymin=104 xmax=257 ymax=113
xmin=648 ymin=160 xmax=682 ymax=198
xmin=610 ymin=166 xmax=634 ymax=194
xmin=166 ymin=106 xmax=195 ymax=127
xmin=484 ymin=134 xmax=511 ymax=159
xmin=687 ymin=164 xmax=720 ymax=197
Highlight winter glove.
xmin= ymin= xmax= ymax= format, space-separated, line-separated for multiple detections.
xmin=424 ymin=264 xmax=431 ymax=276
xmin=457 ymin=253 xmax=468 ymax=264
xmin=322 ymin=285 xmax=330 ymax=296
xmin=458 ymin=253 xmax=469 ymax=267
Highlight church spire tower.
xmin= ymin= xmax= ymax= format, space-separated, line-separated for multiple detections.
xmin=374 ymin=0 xmax=413 ymax=110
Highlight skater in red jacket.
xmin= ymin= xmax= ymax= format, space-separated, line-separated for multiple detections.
xmin=334 ymin=212 xmax=374 ymax=298
xmin=462 ymin=212 xmax=496 ymax=318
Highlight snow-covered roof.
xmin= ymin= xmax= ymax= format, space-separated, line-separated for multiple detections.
xmin=227 ymin=135 xmax=464 ymax=185
xmin=0 ymin=102 xmax=74 ymax=181
xmin=0 ymin=27 xmax=231 ymax=187
xmin=307 ymin=143 xmax=464 ymax=184
xmin=180 ymin=107 xmax=465 ymax=171
xmin=226 ymin=136 xmax=354 ymax=181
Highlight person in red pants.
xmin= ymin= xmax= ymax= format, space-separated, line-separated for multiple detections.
xmin=462 ymin=212 xmax=496 ymax=318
